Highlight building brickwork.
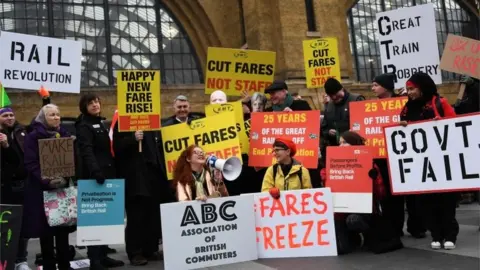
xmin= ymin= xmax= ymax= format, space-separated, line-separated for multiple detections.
xmin=8 ymin=0 xmax=473 ymax=124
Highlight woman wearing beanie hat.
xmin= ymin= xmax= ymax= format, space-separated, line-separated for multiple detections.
xmin=261 ymin=138 xmax=312 ymax=199
xmin=399 ymin=72 xmax=459 ymax=251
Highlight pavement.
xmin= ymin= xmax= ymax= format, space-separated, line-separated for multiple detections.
xmin=26 ymin=204 xmax=480 ymax=270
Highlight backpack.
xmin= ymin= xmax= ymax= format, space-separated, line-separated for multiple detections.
xmin=272 ymin=164 xmax=303 ymax=190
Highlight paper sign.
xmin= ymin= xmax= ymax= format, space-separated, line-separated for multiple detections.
xmin=325 ymin=146 xmax=373 ymax=213
xmin=303 ymin=38 xmax=341 ymax=88
xmin=116 ymin=70 xmax=161 ymax=132
xmin=350 ymin=97 xmax=408 ymax=158
xmin=440 ymin=34 xmax=480 ymax=80
xmin=205 ymin=47 xmax=276 ymax=96
xmin=39 ymin=138 xmax=75 ymax=178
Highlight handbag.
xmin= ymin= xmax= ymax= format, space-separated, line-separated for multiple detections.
xmin=43 ymin=179 xmax=77 ymax=227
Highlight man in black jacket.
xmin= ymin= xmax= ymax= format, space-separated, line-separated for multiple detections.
xmin=162 ymin=95 xmax=204 ymax=126
xmin=75 ymin=94 xmax=125 ymax=270
xmin=264 ymin=80 xmax=311 ymax=112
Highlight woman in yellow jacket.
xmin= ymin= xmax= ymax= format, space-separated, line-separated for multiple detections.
xmin=261 ymin=138 xmax=312 ymax=198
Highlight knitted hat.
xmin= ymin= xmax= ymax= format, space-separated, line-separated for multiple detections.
xmin=273 ymin=138 xmax=297 ymax=156
xmin=0 ymin=107 xmax=13 ymax=115
xmin=324 ymin=78 xmax=343 ymax=95
xmin=373 ymin=73 xmax=395 ymax=92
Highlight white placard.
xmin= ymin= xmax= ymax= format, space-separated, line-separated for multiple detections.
xmin=160 ymin=196 xmax=258 ymax=270
xmin=385 ymin=114 xmax=480 ymax=194
xmin=252 ymin=188 xmax=337 ymax=258
xmin=376 ymin=3 xmax=442 ymax=88
xmin=0 ymin=31 xmax=82 ymax=93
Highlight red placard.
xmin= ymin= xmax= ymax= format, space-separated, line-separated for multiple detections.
xmin=349 ymin=97 xmax=407 ymax=158
xmin=118 ymin=115 xmax=161 ymax=131
xmin=325 ymin=146 xmax=373 ymax=193
xmin=248 ymin=111 xmax=320 ymax=168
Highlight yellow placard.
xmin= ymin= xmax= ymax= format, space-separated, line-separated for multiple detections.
xmin=205 ymin=47 xmax=276 ymax=96
xmin=161 ymin=112 xmax=242 ymax=180
xmin=205 ymin=101 xmax=249 ymax=154
xmin=116 ymin=70 xmax=161 ymax=132
xmin=303 ymin=38 xmax=341 ymax=88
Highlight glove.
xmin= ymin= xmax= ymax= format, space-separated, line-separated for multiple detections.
xmin=368 ymin=168 xmax=378 ymax=181
xmin=38 ymin=86 xmax=50 ymax=98
xmin=93 ymin=172 xmax=106 ymax=185
xmin=459 ymin=75 xmax=474 ymax=85
xmin=269 ymin=187 xmax=280 ymax=199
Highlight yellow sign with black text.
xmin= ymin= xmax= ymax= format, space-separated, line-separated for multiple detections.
xmin=205 ymin=101 xmax=249 ymax=154
xmin=116 ymin=70 xmax=161 ymax=132
xmin=161 ymin=113 xmax=242 ymax=180
xmin=303 ymin=38 xmax=341 ymax=88
xmin=205 ymin=47 xmax=276 ymax=96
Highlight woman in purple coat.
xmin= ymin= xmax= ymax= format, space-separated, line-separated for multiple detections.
xmin=23 ymin=104 xmax=74 ymax=270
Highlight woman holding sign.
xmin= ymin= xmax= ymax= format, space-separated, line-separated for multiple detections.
xmin=22 ymin=104 xmax=73 ymax=270
xmin=399 ymin=72 xmax=458 ymax=250
xmin=173 ymin=145 xmax=229 ymax=201
xmin=261 ymin=138 xmax=312 ymax=197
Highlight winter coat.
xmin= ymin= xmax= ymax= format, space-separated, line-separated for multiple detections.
xmin=261 ymin=159 xmax=312 ymax=191
xmin=75 ymin=114 xmax=116 ymax=179
xmin=22 ymin=122 xmax=72 ymax=238
xmin=176 ymin=170 xmax=228 ymax=201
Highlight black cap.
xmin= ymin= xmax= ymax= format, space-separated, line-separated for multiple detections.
xmin=324 ymin=78 xmax=343 ymax=95
xmin=373 ymin=73 xmax=395 ymax=91
xmin=265 ymin=80 xmax=288 ymax=94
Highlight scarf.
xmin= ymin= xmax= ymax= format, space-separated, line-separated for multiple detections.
xmin=192 ymin=169 xmax=207 ymax=198
xmin=272 ymin=93 xmax=294 ymax=112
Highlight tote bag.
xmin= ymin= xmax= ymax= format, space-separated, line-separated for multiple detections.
xmin=43 ymin=180 xmax=77 ymax=227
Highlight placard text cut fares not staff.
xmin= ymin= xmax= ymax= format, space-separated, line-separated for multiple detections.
xmin=252 ymin=188 xmax=337 ymax=258
xmin=116 ymin=70 xmax=161 ymax=132
xmin=161 ymin=113 xmax=242 ymax=179
xmin=350 ymin=97 xmax=407 ymax=158
xmin=205 ymin=47 xmax=276 ymax=96
xmin=385 ymin=114 xmax=480 ymax=195
xmin=303 ymin=38 xmax=341 ymax=88
xmin=249 ymin=111 xmax=320 ymax=168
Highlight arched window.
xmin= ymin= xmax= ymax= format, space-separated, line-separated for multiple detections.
xmin=0 ymin=0 xmax=203 ymax=87
xmin=347 ymin=0 xmax=478 ymax=82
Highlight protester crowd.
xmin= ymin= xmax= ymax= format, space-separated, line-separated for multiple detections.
xmin=1 ymin=72 xmax=478 ymax=270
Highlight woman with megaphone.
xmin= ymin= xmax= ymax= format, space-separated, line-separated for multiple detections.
xmin=261 ymin=138 xmax=312 ymax=198
xmin=173 ymin=145 xmax=229 ymax=201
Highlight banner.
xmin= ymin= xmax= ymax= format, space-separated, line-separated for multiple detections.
xmin=440 ymin=34 xmax=480 ymax=80
xmin=325 ymin=146 xmax=373 ymax=213
xmin=0 ymin=205 xmax=23 ymax=270
xmin=385 ymin=114 xmax=480 ymax=194
xmin=205 ymin=47 xmax=275 ymax=96
xmin=248 ymin=111 xmax=320 ymax=168
xmin=0 ymin=31 xmax=82 ymax=93
xmin=161 ymin=113 xmax=242 ymax=179
xmin=38 ymin=138 xmax=75 ymax=178
xmin=160 ymin=196 xmax=258 ymax=270
xmin=205 ymin=102 xmax=249 ymax=154
xmin=303 ymin=38 xmax=341 ymax=88
xmin=376 ymin=3 xmax=442 ymax=88
xmin=350 ymin=97 xmax=407 ymax=158
xmin=252 ymin=188 xmax=337 ymax=258
xmin=77 ymin=179 xmax=125 ymax=246
xmin=116 ymin=70 xmax=161 ymax=132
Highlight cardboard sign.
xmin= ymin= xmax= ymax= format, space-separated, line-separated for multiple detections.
xmin=161 ymin=113 xmax=242 ymax=179
xmin=385 ymin=114 xmax=480 ymax=194
xmin=325 ymin=146 xmax=373 ymax=213
xmin=160 ymin=196 xmax=258 ymax=270
xmin=39 ymin=138 xmax=75 ymax=178
xmin=350 ymin=97 xmax=408 ymax=158
xmin=303 ymin=38 xmax=341 ymax=88
xmin=248 ymin=111 xmax=320 ymax=168
xmin=440 ymin=34 xmax=480 ymax=80
xmin=205 ymin=47 xmax=276 ymax=96
xmin=376 ymin=3 xmax=442 ymax=88
xmin=0 ymin=31 xmax=82 ymax=93
xmin=116 ymin=70 xmax=161 ymax=132
xmin=77 ymin=179 xmax=125 ymax=246
xmin=205 ymin=102 xmax=250 ymax=154
xmin=0 ymin=205 xmax=23 ymax=270
xmin=251 ymin=188 xmax=337 ymax=258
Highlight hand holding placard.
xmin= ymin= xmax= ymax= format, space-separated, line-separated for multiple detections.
xmin=135 ymin=130 xmax=143 ymax=153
